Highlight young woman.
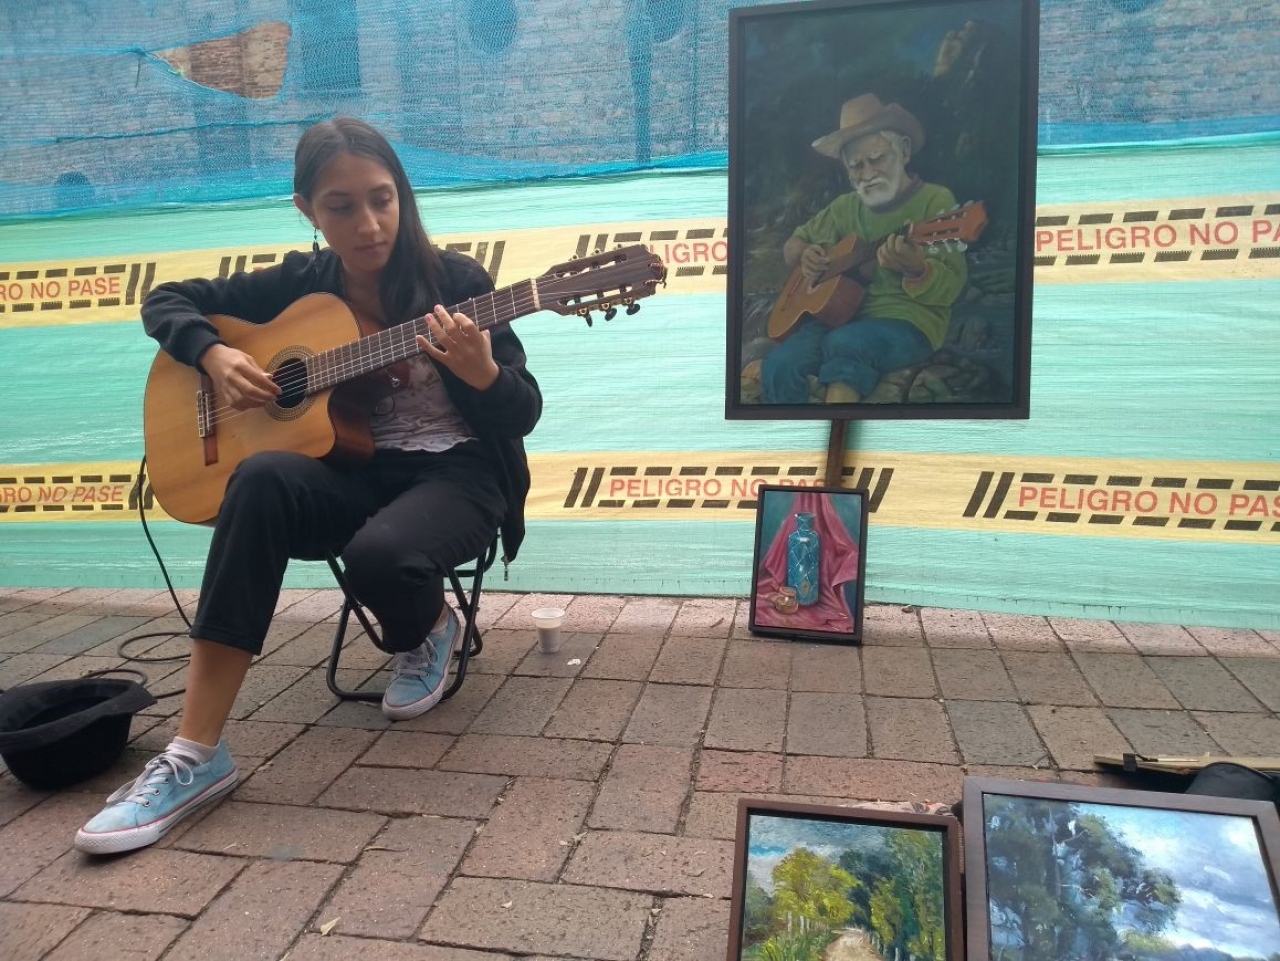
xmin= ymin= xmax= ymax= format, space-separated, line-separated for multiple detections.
xmin=75 ymin=118 xmax=542 ymax=855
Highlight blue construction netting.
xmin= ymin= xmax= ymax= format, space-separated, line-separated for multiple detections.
xmin=1 ymin=0 xmax=1277 ymax=218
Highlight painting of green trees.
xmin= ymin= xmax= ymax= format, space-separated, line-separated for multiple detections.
xmin=981 ymin=794 xmax=1280 ymax=960
xmin=738 ymin=812 xmax=950 ymax=961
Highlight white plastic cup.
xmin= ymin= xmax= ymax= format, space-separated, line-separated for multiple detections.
xmin=532 ymin=607 xmax=566 ymax=654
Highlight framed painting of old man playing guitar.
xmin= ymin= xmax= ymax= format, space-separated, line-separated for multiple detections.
xmin=725 ymin=0 xmax=1038 ymax=421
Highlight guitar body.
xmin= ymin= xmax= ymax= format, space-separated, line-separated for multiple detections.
xmin=143 ymin=293 xmax=382 ymax=526
xmin=766 ymin=235 xmax=869 ymax=340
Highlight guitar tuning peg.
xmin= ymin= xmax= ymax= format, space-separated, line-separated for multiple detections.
xmin=604 ymin=306 xmax=617 ymax=321
xmin=582 ymin=313 xmax=593 ymax=327
xmin=593 ymin=248 xmax=603 ymax=256
xmin=625 ymin=302 xmax=640 ymax=316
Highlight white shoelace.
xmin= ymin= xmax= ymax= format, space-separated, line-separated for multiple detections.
xmin=106 ymin=749 xmax=198 ymax=807
xmin=391 ymin=639 xmax=438 ymax=680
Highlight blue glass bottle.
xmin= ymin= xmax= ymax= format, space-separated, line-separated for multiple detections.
xmin=787 ymin=512 xmax=820 ymax=606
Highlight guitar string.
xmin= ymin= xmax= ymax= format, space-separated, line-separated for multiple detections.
xmin=201 ymin=268 xmax=654 ymax=428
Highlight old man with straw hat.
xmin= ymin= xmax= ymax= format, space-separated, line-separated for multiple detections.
xmin=761 ymin=93 xmax=968 ymax=406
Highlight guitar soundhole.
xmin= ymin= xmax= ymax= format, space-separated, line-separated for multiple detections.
xmin=273 ymin=358 xmax=309 ymax=411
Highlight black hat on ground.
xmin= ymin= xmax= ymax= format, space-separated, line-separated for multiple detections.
xmin=0 ymin=677 xmax=156 ymax=790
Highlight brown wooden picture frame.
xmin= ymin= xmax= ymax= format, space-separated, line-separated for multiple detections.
xmin=748 ymin=484 xmax=868 ymax=645
xmin=963 ymin=776 xmax=1280 ymax=961
xmin=727 ymin=798 xmax=964 ymax=960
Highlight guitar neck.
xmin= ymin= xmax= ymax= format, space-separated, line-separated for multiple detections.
xmin=306 ymin=278 xmax=539 ymax=392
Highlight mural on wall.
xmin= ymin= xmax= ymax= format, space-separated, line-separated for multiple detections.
xmin=727 ymin=0 xmax=1039 ymax=420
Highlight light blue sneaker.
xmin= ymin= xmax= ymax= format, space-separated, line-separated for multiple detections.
xmin=381 ymin=606 xmax=460 ymax=721
xmin=74 ymin=742 xmax=238 ymax=855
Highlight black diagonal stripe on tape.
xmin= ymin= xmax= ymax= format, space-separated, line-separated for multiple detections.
xmin=1088 ymin=515 xmax=1124 ymax=525
xmin=124 ymin=263 xmax=141 ymax=305
xmin=1122 ymin=210 xmax=1158 ymax=222
xmin=1225 ymin=520 xmax=1263 ymax=531
xmin=1110 ymin=253 xmax=1145 ymax=264
xmin=675 ymin=267 xmax=705 ymax=277
xmin=1168 ymin=208 xmax=1206 ymax=220
xmin=867 ymin=468 xmax=893 ymax=512
xmin=984 ymin=472 xmax=1015 ymax=519
xmin=1046 ymin=512 xmax=1081 ymax=523
xmin=1021 ymin=472 xmax=1053 ymax=483
xmin=1005 ymin=510 xmax=1036 ymax=520
xmin=1178 ymin=518 xmax=1215 ymax=529
xmin=1197 ymin=478 xmax=1233 ymax=489
xmin=644 ymin=466 xmax=672 ymax=476
xmin=1036 ymin=215 xmax=1069 ymax=226
xmin=1250 ymin=247 xmax=1280 ymax=259
xmin=1107 ymin=476 xmax=1141 ymax=486
xmin=1133 ymin=516 xmax=1169 ymax=527
xmin=680 ymin=466 xmax=707 ymax=476
xmin=581 ymin=467 xmax=605 ymax=508
xmin=1065 ymin=255 xmax=1101 ymax=266
xmin=564 ymin=467 xmax=589 ymax=509
xmin=1063 ymin=474 xmax=1098 ymax=485
xmin=964 ymin=471 xmax=994 ymax=518
xmin=1201 ymin=250 xmax=1239 ymax=261
xmin=716 ymin=466 xmax=744 ymax=476
xmin=649 ymin=230 xmax=678 ymax=240
xmin=1153 ymin=251 xmax=1192 ymax=262
xmin=1078 ymin=213 xmax=1113 ymax=225
xmin=609 ymin=466 xmax=638 ymax=476
xmin=1244 ymin=480 xmax=1280 ymax=491
xmin=1034 ymin=256 xmax=1057 ymax=266
xmin=1152 ymin=477 xmax=1188 ymax=488
xmin=852 ymin=467 xmax=874 ymax=492
xmin=1215 ymin=205 xmax=1254 ymax=217
xmin=686 ymin=228 xmax=716 ymax=239
xmin=786 ymin=465 xmax=819 ymax=476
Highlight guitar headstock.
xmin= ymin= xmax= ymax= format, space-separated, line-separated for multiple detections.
xmin=537 ymin=244 xmax=667 ymax=324
xmin=910 ymin=201 xmax=989 ymax=253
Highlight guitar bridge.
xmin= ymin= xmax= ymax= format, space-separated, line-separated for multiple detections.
xmin=196 ymin=387 xmax=211 ymax=438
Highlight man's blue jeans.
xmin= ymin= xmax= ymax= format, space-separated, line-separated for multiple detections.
xmin=760 ymin=316 xmax=934 ymax=403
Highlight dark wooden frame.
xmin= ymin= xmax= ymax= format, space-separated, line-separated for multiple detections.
xmin=748 ymin=484 xmax=868 ymax=644
xmin=962 ymin=776 xmax=1280 ymax=961
xmin=727 ymin=798 xmax=964 ymax=960
xmin=725 ymin=0 xmax=1040 ymax=421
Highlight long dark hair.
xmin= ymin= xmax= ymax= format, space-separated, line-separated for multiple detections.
xmin=294 ymin=117 xmax=444 ymax=324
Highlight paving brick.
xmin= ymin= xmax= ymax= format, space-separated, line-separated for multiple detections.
xmin=866 ymin=696 xmax=957 ymax=763
xmin=1193 ymin=712 xmax=1280 ymax=756
xmin=358 ymin=730 xmax=456 ymax=768
xmin=861 ymin=604 xmax=925 ymax=646
xmin=41 ymin=911 xmax=188 ymax=961
xmin=1145 ymin=656 xmax=1265 ymax=712
xmin=172 ymin=801 xmax=385 ymax=862
xmin=649 ymin=896 xmax=733 ymax=961
xmin=544 ymin=678 xmax=643 ymax=741
xmin=1073 ymin=653 xmax=1179 ymax=709
xmin=623 ymin=683 xmax=713 ymax=746
xmin=581 ymin=632 xmax=664 ymax=680
xmin=862 ymin=647 xmax=937 ymax=697
xmin=683 ymin=791 xmax=745 ymax=840
xmin=469 ymin=676 xmax=572 ymax=735
xmin=932 ymin=649 xmax=1018 ymax=701
xmin=0 ymin=611 xmax=61 ymax=653
xmin=696 ymin=750 xmax=783 ymax=793
xmin=706 ymin=687 xmax=787 ymax=752
xmin=0 ymin=901 xmax=90 ymax=961
xmin=1028 ymin=705 xmax=1131 ymax=770
xmin=784 ymin=757 xmax=963 ymax=804
xmin=439 ymin=734 xmax=611 ymax=781
xmin=514 ymin=632 xmax=601 ymax=677
xmin=288 ymin=934 xmax=511 ymax=960
xmin=225 ymin=664 xmax=310 ymax=719
xmin=491 ymin=593 xmax=575 ymax=631
xmin=16 ymin=849 xmax=244 ymax=916
xmin=563 ymin=594 xmax=627 ymax=632
xmin=0 ymin=652 xmax=70 ymax=689
xmin=790 ymin=643 xmax=861 ymax=692
xmin=1115 ymin=621 xmax=1206 ymax=655
xmin=1222 ymin=658 xmax=1280 ymax=711
xmin=36 ymin=616 xmax=157 ymax=656
xmin=0 ymin=777 xmax=47 ymax=830
xmin=464 ymin=777 xmax=595 ymax=880
xmin=467 ymin=628 xmax=539 ymax=676
xmin=0 ymin=792 xmax=106 ymax=898
xmin=1186 ymin=626 xmax=1275 ymax=657
xmin=1050 ymin=617 xmax=1134 ymax=652
xmin=396 ymin=673 xmax=504 ymax=734
xmin=670 ymin=598 xmax=738 ymax=637
xmin=563 ymin=831 xmax=735 ymax=898
xmin=3 ymin=613 xmax=100 ymax=653
xmin=163 ymin=858 xmax=342 ymax=961
xmin=947 ymin=701 xmax=1047 ymax=765
xmin=320 ymin=816 xmax=477 ymax=939
xmin=980 ymin=612 xmax=1062 ymax=651
xmin=320 ymin=767 xmax=506 ymax=817
xmin=245 ymin=666 xmax=368 ymax=724
xmin=259 ymin=622 xmax=349 ymax=667
xmin=609 ymin=597 xmax=681 ymax=634
xmin=921 ymin=607 xmax=992 ymax=648
xmin=1002 ymin=651 xmax=1098 ymax=706
xmin=786 ymin=692 xmax=867 ymax=758
xmin=420 ymin=877 xmax=651 ymax=960
xmin=235 ymin=727 xmax=378 ymax=804
xmin=590 ymin=744 xmax=693 ymax=833
xmin=719 ymin=639 xmax=791 ymax=689
xmin=1107 ymin=709 xmax=1221 ymax=758
xmin=650 ymin=635 xmax=727 ymax=686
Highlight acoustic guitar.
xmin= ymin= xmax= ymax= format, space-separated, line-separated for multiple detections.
xmin=766 ymin=201 xmax=988 ymax=341
xmin=143 ymin=244 xmax=667 ymax=525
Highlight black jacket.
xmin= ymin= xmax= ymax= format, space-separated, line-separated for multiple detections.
xmin=141 ymin=248 xmax=543 ymax=560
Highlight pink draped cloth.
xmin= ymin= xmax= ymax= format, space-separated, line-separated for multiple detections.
xmin=754 ymin=492 xmax=860 ymax=633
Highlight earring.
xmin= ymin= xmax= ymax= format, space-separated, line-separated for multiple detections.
xmin=312 ymin=227 xmax=320 ymax=256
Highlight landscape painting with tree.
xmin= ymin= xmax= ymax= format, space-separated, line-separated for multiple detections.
xmin=726 ymin=800 xmax=962 ymax=960
xmin=966 ymin=779 xmax=1280 ymax=961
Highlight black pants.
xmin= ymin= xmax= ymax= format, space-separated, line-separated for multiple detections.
xmin=190 ymin=442 xmax=505 ymax=655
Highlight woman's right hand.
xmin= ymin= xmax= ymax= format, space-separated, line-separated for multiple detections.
xmin=199 ymin=344 xmax=281 ymax=410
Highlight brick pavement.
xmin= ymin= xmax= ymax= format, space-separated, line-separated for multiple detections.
xmin=1 ymin=586 xmax=1278 ymax=960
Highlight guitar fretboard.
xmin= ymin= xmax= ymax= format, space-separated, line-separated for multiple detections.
xmin=305 ymin=279 xmax=539 ymax=392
